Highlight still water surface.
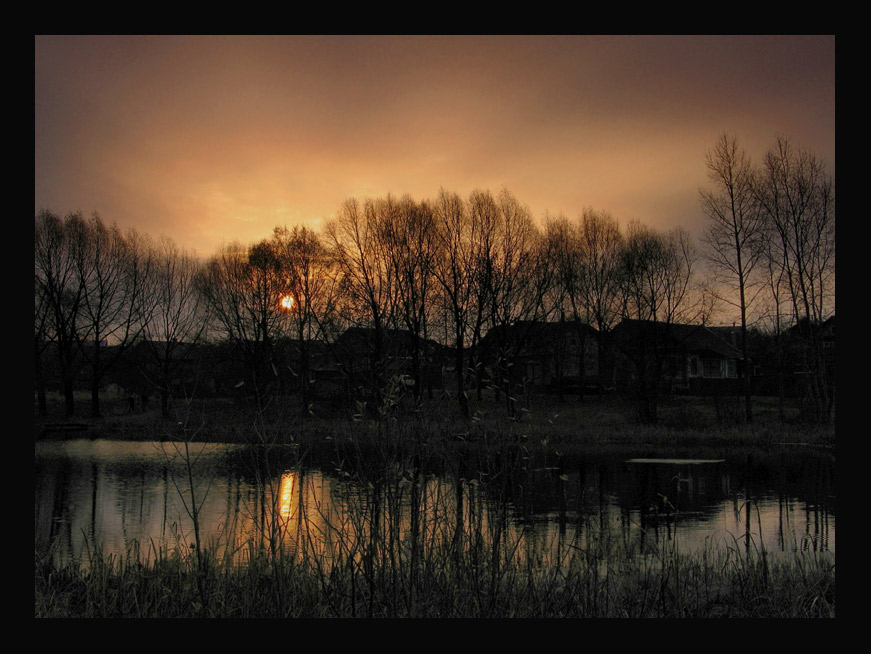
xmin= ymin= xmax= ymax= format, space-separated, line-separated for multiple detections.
xmin=35 ymin=439 xmax=834 ymax=568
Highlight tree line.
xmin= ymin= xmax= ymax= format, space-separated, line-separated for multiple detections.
xmin=34 ymin=134 xmax=834 ymax=423
xmin=699 ymin=134 xmax=835 ymax=423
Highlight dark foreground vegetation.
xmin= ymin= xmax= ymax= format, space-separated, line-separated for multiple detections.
xmin=36 ymin=392 xmax=834 ymax=618
xmin=35 ymin=533 xmax=834 ymax=618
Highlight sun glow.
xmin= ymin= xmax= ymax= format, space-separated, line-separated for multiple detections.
xmin=280 ymin=294 xmax=295 ymax=310
xmin=278 ymin=471 xmax=297 ymax=523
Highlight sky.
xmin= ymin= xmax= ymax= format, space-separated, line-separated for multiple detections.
xmin=35 ymin=35 xmax=835 ymax=260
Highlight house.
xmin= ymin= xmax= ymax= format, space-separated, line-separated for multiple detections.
xmin=125 ymin=340 xmax=217 ymax=395
xmin=611 ymin=319 xmax=744 ymax=395
xmin=821 ymin=315 xmax=835 ymax=371
xmin=332 ymin=326 xmax=451 ymax=394
xmin=707 ymin=325 xmax=741 ymax=351
xmin=478 ymin=320 xmax=600 ymax=392
xmin=775 ymin=314 xmax=835 ymax=398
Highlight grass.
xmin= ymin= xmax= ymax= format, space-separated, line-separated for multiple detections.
xmin=35 ymin=391 xmax=835 ymax=451
xmin=34 ymin=520 xmax=835 ymax=618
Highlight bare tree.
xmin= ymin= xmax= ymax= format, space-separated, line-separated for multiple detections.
xmin=431 ymin=189 xmax=477 ymax=419
xmin=758 ymin=231 xmax=791 ymax=421
xmin=138 ymin=237 xmax=208 ymax=418
xmin=79 ymin=218 xmax=154 ymax=418
xmin=35 ymin=213 xmax=75 ymax=417
xmin=755 ymin=136 xmax=835 ymax=422
xmin=377 ymin=194 xmax=438 ymax=400
xmin=35 ymin=210 xmax=150 ymax=417
xmin=579 ymin=209 xmax=625 ymax=341
xmin=547 ymin=208 xmax=625 ymax=393
xmin=620 ymin=222 xmax=696 ymax=325
xmin=484 ymin=189 xmax=550 ymax=414
xmin=699 ymin=133 xmax=767 ymax=422
xmin=197 ymin=240 xmax=286 ymax=401
xmin=35 ymin=210 xmax=90 ymax=415
xmin=618 ymin=221 xmax=698 ymax=423
xmin=465 ymin=189 xmax=501 ymax=400
xmin=270 ymin=224 xmax=338 ymax=414
xmin=325 ymin=197 xmax=397 ymax=406
xmin=34 ymin=276 xmax=52 ymax=417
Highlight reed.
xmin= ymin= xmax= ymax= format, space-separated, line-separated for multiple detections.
xmin=34 ymin=522 xmax=835 ymax=617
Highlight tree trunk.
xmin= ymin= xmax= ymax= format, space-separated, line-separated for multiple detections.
xmin=454 ymin=329 xmax=469 ymax=420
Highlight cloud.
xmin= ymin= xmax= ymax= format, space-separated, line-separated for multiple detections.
xmin=35 ymin=35 xmax=835 ymax=258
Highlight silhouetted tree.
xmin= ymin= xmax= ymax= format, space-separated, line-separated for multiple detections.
xmin=34 ymin=210 xmax=151 ymax=418
xmin=77 ymin=216 xmax=153 ymax=417
xmin=270 ymin=224 xmax=338 ymax=414
xmin=34 ymin=258 xmax=54 ymax=417
xmin=431 ymin=189 xmax=477 ymax=420
xmin=325 ymin=197 xmax=398 ymax=407
xmin=197 ymin=240 xmax=286 ymax=403
xmin=137 ymin=237 xmax=207 ymax=418
xmin=35 ymin=210 xmax=89 ymax=416
xmin=377 ymin=194 xmax=438 ymax=400
xmin=699 ymin=133 xmax=766 ymax=422
xmin=755 ymin=136 xmax=835 ymax=422
xmin=546 ymin=208 xmax=624 ymax=394
xmin=483 ymin=189 xmax=550 ymax=415
xmin=618 ymin=222 xmax=698 ymax=423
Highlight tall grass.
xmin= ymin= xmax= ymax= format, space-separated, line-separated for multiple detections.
xmin=34 ymin=519 xmax=835 ymax=617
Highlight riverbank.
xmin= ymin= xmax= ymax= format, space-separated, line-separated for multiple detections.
xmin=35 ymin=393 xmax=835 ymax=452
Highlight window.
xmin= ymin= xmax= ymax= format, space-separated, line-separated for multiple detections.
xmin=703 ymin=358 xmax=721 ymax=378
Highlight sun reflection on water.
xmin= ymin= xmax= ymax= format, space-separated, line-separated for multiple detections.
xmin=278 ymin=471 xmax=297 ymax=523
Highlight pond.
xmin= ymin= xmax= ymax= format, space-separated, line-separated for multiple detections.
xmin=35 ymin=439 xmax=834 ymax=569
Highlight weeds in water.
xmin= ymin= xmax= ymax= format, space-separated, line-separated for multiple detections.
xmin=35 ymin=522 xmax=834 ymax=617
xmin=35 ymin=394 xmax=834 ymax=618
xmin=35 ymin=420 xmax=835 ymax=618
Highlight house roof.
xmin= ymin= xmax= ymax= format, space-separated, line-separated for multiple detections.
xmin=336 ymin=327 xmax=450 ymax=357
xmin=613 ymin=319 xmax=743 ymax=359
xmin=786 ymin=314 xmax=835 ymax=338
xmin=483 ymin=320 xmax=598 ymax=342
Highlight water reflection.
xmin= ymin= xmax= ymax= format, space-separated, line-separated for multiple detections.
xmin=35 ymin=440 xmax=835 ymax=569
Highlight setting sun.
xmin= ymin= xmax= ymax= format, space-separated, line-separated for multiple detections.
xmin=281 ymin=294 xmax=295 ymax=310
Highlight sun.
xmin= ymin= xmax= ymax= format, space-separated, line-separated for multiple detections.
xmin=280 ymin=294 xmax=295 ymax=310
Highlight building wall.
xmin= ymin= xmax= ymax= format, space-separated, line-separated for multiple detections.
xmin=687 ymin=354 xmax=738 ymax=379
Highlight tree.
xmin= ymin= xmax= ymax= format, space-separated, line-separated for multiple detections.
xmin=325 ymin=197 xmax=398 ymax=406
xmin=463 ymin=189 xmax=501 ymax=401
xmin=699 ymin=133 xmax=766 ymax=422
xmin=377 ymin=194 xmax=438 ymax=400
xmin=34 ymin=210 xmax=151 ymax=417
xmin=431 ymin=189 xmax=477 ymax=419
xmin=138 ymin=237 xmax=208 ymax=418
xmin=34 ymin=273 xmax=52 ymax=417
xmin=270 ymin=224 xmax=338 ymax=414
xmin=77 ymin=216 xmax=153 ymax=417
xmin=197 ymin=240 xmax=286 ymax=402
xmin=546 ymin=208 xmax=625 ymax=394
xmin=618 ymin=222 xmax=698 ymax=423
xmin=755 ymin=136 xmax=835 ymax=422
xmin=35 ymin=211 xmax=88 ymax=415
xmin=483 ymin=189 xmax=550 ymax=414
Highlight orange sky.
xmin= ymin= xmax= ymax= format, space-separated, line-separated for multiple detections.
xmin=35 ymin=35 xmax=835 ymax=259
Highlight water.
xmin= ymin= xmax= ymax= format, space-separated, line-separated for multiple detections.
xmin=35 ymin=439 xmax=834 ymax=568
